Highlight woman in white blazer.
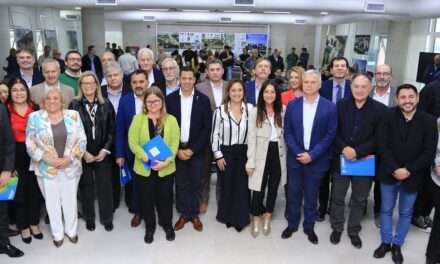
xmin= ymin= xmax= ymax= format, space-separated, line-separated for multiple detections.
xmin=246 ymin=80 xmax=286 ymax=238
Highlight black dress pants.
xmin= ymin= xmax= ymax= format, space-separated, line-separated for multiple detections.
xmin=426 ymin=177 xmax=440 ymax=262
xmin=414 ymin=168 xmax=434 ymax=219
xmin=13 ymin=143 xmax=42 ymax=230
xmin=176 ymin=156 xmax=203 ymax=220
xmin=80 ymin=159 xmax=114 ymax=224
xmin=134 ymin=171 xmax=174 ymax=232
xmin=0 ymin=201 xmax=9 ymax=246
xmin=251 ymin=142 xmax=281 ymax=216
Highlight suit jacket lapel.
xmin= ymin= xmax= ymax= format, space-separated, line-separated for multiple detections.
xmin=206 ymin=82 xmax=216 ymax=110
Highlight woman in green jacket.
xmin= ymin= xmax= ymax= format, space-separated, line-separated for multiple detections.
xmin=128 ymin=86 xmax=179 ymax=244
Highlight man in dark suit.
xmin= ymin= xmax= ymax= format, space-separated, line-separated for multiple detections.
xmin=115 ymin=69 xmax=149 ymax=227
xmin=11 ymin=48 xmax=44 ymax=88
xmin=101 ymin=61 xmax=132 ymax=211
xmin=167 ymin=66 xmax=212 ymax=232
xmin=374 ymin=84 xmax=437 ymax=264
xmin=329 ymin=73 xmax=388 ymax=249
xmin=196 ymin=59 xmax=228 ymax=213
xmin=282 ymin=70 xmax=337 ymax=244
xmin=82 ymin=45 xmax=103 ymax=82
xmin=0 ymin=103 xmax=23 ymax=258
xmin=246 ymin=58 xmax=271 ymax=106
xmin=423 ymin=54 xmax=440 ymax=85
xmin=317 ymin=56 xmax=352 ymax=222
xmin=268 ymin=48 xmax=285 ymax=76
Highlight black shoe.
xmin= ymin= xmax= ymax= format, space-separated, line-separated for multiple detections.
xmin=86 ymin=221 xmax=96 ymax=231
xmin=373 ymin=243 xmax=391 ymax=258
xmin=349 ymin=234 xmax=362 ymax=249
xmin=67 ymin=235 xmax=78 ymax=244
xmin=104 ymin=223 xmax=114 ymax=232
xmin=281 ymin=227 xmax=298 ymax=239
xmin=0 ymin=243 xmax=24 ymax=258
xmin=30 ymin=229 xmax=43 ymax=240
xmin=226 ymin=223 xmax=232 ymax=228
xmin=234 ymin=227 xmax=243 ymax=232
xmin=391 ymin=245 xmax=403 ymax=264
xmin=165 ymin=228 xmax=175 ymax=241
xmin=316 ymin=211 xmax=326 ymax=222
xmin=7 ymin=228 xmax=19 ymax=237
xmin=304 ymin=230 xmax=319 ymax=245
xmin=144 ymin=230 xmax=154 ymax=244
xmin=330 ymin=230 xmax=342 ymax=245
xmin=21 ymin=236 xmax=32 ymax=244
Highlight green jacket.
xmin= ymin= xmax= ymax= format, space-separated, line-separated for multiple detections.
xmin=59 ymin=73 xmax=79 ymax=95
xmin=128 ymin=113 xmax=179 ymax=177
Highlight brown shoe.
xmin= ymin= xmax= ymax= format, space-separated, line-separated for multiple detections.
xmin=174 ymin=217 xmax=188 ymax=231
xmin=199 ymin=202 xmax=208 ymax=214
xmin=191 ymin=217 xmax=203 ymax=232
xmin=131 ymin=215 xmax=141 ymax=228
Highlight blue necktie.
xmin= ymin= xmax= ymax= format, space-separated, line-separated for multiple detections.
xmin=335 ymin=84 xmax=342 ymax=102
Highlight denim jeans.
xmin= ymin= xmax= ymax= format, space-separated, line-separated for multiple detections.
xmin=225 ymin=66 xmax=233 ymax=81
xmin=380 ymin=183 xmax=418 ymax=246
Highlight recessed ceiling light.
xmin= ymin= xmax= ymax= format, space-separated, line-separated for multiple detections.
xmin=263 ymin=11 xmax=291 ymax=14
xmin=74 ymin=7 xmax=81 ymax=10
xmin=320 ymin=11 xmax=329 ymax=15
xmin=182 ymin=9 xmax=207 ymax=12
xmin=141 ymin=9 xmax=168 ymax=12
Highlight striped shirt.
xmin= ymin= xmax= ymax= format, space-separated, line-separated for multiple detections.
xmin=211 ymin=102 xmax=252 ymax=159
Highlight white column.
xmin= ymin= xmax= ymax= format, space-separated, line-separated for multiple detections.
xmin=313 ymin=25 xmax=322 ymax=69
xmin=81 ymin=8 xmax=105 ymax=56
xmin=0 ymin=7 xmax=11 ymax=80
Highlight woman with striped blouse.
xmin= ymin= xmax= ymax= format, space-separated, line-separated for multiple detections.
xmin=211 ymin=80 xmax=253 ymax=232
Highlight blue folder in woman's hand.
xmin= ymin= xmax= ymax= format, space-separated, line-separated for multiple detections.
xmin=0 ymin=177 xmax=18 ymax=201
xmin=340 ymin=155 xmax=375 ymax=176
xmin=142 ymin=135 xmax=173 ymax=170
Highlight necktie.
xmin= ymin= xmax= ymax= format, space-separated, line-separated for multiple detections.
xmin=336 ymin=84 xmax=342 ymax=102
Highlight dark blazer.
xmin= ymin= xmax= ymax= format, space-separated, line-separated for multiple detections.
xmin=115 ymin=93 xmax=137 ymax=161
xmin=11 ymin=69 xmax=44 ymax=88
xmin=0 ymin=103 xmax=15 ymax=172
xmin=245 ymin=80 xmax=258 ymax=106
xmin=268 ymin=54 xmax=285 ymax=73
xmin=166 ymin=89 xmax=212 ymax=156
xmin=284 ymin=96 xmax=338 ymax=173
xmin=320 ymin=79 xmax=352 ymax=102
xmin=129 ymin=67 xmax=166 ymax=95
xmin=378 ymin=107 xmax=438 ymax=192
xmin=333 ymin=97 xmax=388 ymax=172
xmin=419 ymin=79 xmax=440 ymax=118
xmin=101 ymin=82 xmax=132 ymax=99
xmin=81 ymin=55 xmax=103 ymax=81
xmin=68 ymin=98 xmax=115 ymax=156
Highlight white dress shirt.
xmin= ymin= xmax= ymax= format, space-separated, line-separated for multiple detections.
xmin=148 ymin=70 xmax=155 ymax=88
xmin=211 ymin=81 xmax=224 ymax=108
xmin=372 ymin=87 xmax=391 ymax=106
xmin=179 ymin=89 xmax=194 ymax=143
xmin=21 ymin=70 xmax=33 ymax=89
xmin=268 ymin=115 xmax=278 ymax=142
xmin=134 ymin=94 xmax=143 ymax=114
xmin=303 ymin=96 xmax=320 ymax=150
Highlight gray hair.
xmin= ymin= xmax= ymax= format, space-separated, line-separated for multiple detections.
xmin=137 ymin=48 xmax=155 ymax=62
xmin=41 ymin=58 xmax=60 ymax=71
xmin=104 ymin=61 xmax=123 ymax=76
xmin=161 ymin=57 xmax=180 ymax=78
xmin=101 ymin=51 xmax=116 ymax=61
xmin=303 ymin=70 xmax=322 ymax=85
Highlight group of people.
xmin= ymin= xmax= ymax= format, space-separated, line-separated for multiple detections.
xmin=0 ymin=44 xmax=438 ymax=264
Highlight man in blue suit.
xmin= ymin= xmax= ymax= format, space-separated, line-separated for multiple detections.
xmin=317 ymin=56 xmax=352 ymax=222
xmin=115 ymin=69 xmax=149 ymax=227
xmin=166 ymin=66 xmax=212 ymax=232
xmin=245 ymin=58 xmax=271 ymax=106
xmin=282 ymin=70 xmax=338 ymax=244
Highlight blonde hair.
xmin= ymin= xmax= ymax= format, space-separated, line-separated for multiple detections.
xmin=76 ymin=71 xmax=105 ymax=104
xmin=143 ymin=86 xmax=168 ymax=135
xmin=287 ymin=66 xmax=305 ymax=91
xmin=42 ymin=88 xmax=65 ymax=111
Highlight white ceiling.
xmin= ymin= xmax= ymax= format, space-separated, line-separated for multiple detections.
xmin=1 ymin=0 xmax=440 ymax=24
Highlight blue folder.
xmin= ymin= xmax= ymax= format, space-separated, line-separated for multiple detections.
xmin=340 ymin=155 xmax=375 ymax=177
xmin=120 ymin=163 xmax=133 ymax=186
xmin=0 ymin=177 xmax=18 ymax=201
xmin=142 ymin=135 xmax=173 ymax=170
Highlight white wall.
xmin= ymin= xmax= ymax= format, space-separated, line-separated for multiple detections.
xmin=122 ymin=21 xmax=156 ymax=50
xmin=105 ymin=20 xmax=123 ymax=47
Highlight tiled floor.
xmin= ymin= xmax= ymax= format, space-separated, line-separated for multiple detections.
xmin=1 ymin=181 xmax=431 ymax=264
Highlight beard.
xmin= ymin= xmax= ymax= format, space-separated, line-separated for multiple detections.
xmin=376 ymin=80 xmax=390 ymax=88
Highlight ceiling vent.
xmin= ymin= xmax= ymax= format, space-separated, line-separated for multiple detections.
xmin=143 ymin=16 xmax=156 ymax=21
xmin=234 ymin=0 xmax=255 ymax=6
xmin=96 ymin=0 xmax=117 ymax=6
xmin=295 ymin=19 xmax=306 ymax=24
xmin=220 ymin=17 xmax=233 ymax=23
xmin=364 ymin=1 xmax=385 ymax=13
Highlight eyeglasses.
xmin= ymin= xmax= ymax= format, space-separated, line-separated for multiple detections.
xmin=375 ymin=72 xmax=391 ymax=77
xmin=81 ymin=81 xmax=97 ymax=86
xmin=146 ymin=99 xmax=162 ymax=106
